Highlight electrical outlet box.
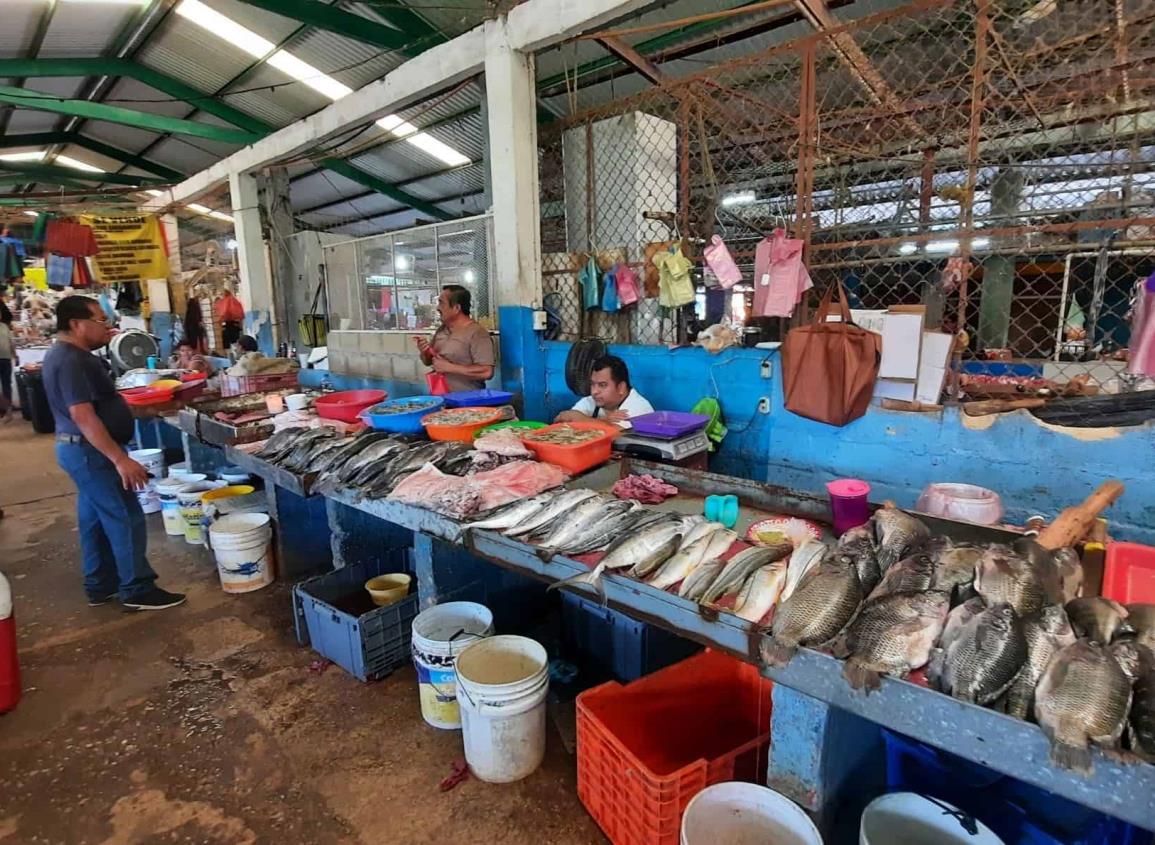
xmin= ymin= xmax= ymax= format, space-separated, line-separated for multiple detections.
xmin=532 ymin=310 xmax=548 ymax=331
xmin=761 ymin=359 xmax=773 ymax=379
xmin=757 ymin=397 xmax=770 ymax=414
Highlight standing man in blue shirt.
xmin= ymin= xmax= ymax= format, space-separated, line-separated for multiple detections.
xmin=42 ymin=296 xmax=185 ymax=611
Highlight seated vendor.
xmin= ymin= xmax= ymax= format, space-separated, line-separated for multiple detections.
xmin=556 ymin=355 xmax=654 ymax=425
xmin=171 ymin=338 xmax=211 ymax=375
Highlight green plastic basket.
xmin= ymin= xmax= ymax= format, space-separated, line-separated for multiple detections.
xmin=476 ymin=420 xmax=547 ymax=437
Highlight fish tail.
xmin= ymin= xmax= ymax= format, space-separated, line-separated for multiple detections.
xmin=547 ymin=569 xmax=602 ymax=598
xmin=759 ymin=637 xmax=798 ymax=668
xmin=1050 ymin=740 xmax=1093 ymax=774
xmin=842 ymin=660 xmax=881 ymax=693
xmin=535 ymin=547 xmax=558 ymax=563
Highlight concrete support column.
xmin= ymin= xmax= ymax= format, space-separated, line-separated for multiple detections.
xmin=484 ymin=19 xmax=543 ymax=309
xmin=260 ymin=167 xmax=296 ymax=349
xmin=161 ymin=214 xmax=182 ymax=276
xmin=229 ymin=170 xmax=275 ymax=353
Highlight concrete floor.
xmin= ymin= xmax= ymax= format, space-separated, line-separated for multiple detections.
xmin=0 ymin=419 xmax=604 ymax=845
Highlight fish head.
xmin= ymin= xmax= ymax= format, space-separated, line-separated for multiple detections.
xmin=1108 ymin=638 xmax=1146 ymax=681
xmin=985 ymin=602 xmax=1020 ymax=633
xmin=838 ymin=524 xmax=873 ymax=546
xmin=1034 ymin=604 xmax=1075 ymax=638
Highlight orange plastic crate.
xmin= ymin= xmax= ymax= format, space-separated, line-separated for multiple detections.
xmin=576 ymin=650 xmax=773 ymax=845
xmin=1103 ymin=542 xmax=1155 ymax=605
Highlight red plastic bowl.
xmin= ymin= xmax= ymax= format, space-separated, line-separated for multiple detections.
xmin=315 ymin=389 xmax=387 ymax=423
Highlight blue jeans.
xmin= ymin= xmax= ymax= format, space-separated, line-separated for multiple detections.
xmin=55 ymin=442 xmax=157 ymax=600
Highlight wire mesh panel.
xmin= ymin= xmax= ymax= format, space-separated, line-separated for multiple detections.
xmin=537 ymin=0 xmax=1155 ymax=408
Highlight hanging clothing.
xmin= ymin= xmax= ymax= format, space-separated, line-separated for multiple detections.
xmin=614 ymin=262 xmax=641 ymax=307
xmin=0 ymin=244 xmax=22 ymax=282
xmin=653 ymin=246 xmax=694 ymax=308
xmin=579 ymin=255 xmax=601 ymax=310
xmin=703 ymin=235 xmax=743 ymax=288
xmin=753 ymin=229 xmax=812 ymax=318
xmin=0 ymin=235 xmax=26 ymax=259
xmin=47 ymin=254 xmax=74 ymax=289
xmin=601 ymin=266 xmax=621 ymax=313
xmin=45 ymin=220 xmax=99 ymax=258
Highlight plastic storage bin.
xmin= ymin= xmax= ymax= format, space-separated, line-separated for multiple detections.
xmin=576 ymin=650 xmax=773 ymax=845
xmin=315 ymin=389 xmax=387 ymax=423
xmin=522 ymin=421 xmax=618 ymax=475
xmin=361 ymin=395 xmax=444 ymax=435
xmin=293 ymin=556 xmax=418 ymax=682
xmin=561 ymin=591 xmax=700 ymax=683
xmin=422 ymin=407 xmax=504 ymax=443
xmin=1102 ymin=542 xmax=1155 ymax=605
xmin=882 ymin=729 xmax=1148 ymax=845
xmin=443 ymin=389 xmax=514 ymax=408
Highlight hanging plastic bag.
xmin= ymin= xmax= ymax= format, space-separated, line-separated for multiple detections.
xmin=703 ymin=235 xmax=743 ymax=288
xmin=615 ymin=262 xmax=641 ymax=306
xmin=654 ymin=246 xmax=694 ymax=308
xmin=579 ymin=255 xmax=601 ymax=310
xmin=601 ymin=266 xmax=621 ymax=313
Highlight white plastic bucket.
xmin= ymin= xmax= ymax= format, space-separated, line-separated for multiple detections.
xmin=177 ymin=483 xmax=215 ymax=545
xmin=682 ymin=783 xmax=823 ymax=845
xmin=208 ymin=513 xmax=275 ymax=593
xmin=155 ymin=478 xmax=187 ymax=536
xmin=129 ymin=448 xmax=165 ymax=515
xmin=860 ymin=793 xmax=1005 ymax=845
xmin=411 ymin=602 xmax=494 ymax=729
xmin=455 ymin=635 xmax=550 ymax=784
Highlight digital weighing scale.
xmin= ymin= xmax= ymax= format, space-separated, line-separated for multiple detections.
xmin=613 ymin=429 xmax=710 ymax=462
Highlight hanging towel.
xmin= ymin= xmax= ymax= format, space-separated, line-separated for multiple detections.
xmin=47 ymin=254 xmax=74 ymax=288
xmin=0 ymin=235 xmax=26 ymax=259
xmin=653 ymin=246 xmax=694 ymax=308
xmin=703 ymin=235 xmax=743 ymax=288
xmin=579 ymin=255 xmax=601 ymax=310
xmin=45 ymin=220 xmax=99 ymax=258
xmin=601 ymin=266 xmax=621 ymax=313
xmin=753 ymin=229 xmax=812 ymax=318
xmin=615 ymin=262 xmax=641 ymax=306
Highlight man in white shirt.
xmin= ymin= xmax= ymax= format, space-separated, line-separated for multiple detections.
xmin=556 ymin=355 xmax=654 ymax=425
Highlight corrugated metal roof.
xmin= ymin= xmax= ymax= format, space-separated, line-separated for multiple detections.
xmin=287 ymin=27 xmax=404 ymax=92
xmin=136 ymin=17 xmax=258 ymax=98
xmin=37 ymin=4 xmax=137 ymax=58
xmin=300 ymin=194 xmax=403 ymax=227
xmin=203 ymin=0 xmax=302 ymax=44
xmin=105 ymin=77 xmax=196 ymax=120
xmin=145 ymin=136 xmax=227 ymax=174
xmin=82 ymin=122 xmax=165 ymax=157
xmin=291 ymin=169 xmax=372 ymax=210
xmin=349 ymin=149 xmax=429 ymax=184
xmin=222 ymin=65 xmax=326 ymax=129
xmin=0 ymin=3 xmax=45 ymax=55
xmin=403 ymin=163 xmax=487 ymax=201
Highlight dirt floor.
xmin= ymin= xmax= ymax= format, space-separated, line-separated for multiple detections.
xmin=0 ymin=419 xmax=606 ymax=845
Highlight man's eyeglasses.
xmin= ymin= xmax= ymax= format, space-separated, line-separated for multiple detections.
xmin=82 ymin=316 xmax=110 ymax=326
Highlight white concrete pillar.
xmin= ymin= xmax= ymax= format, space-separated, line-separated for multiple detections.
xmin=229 ymin=170 xmax=276 ymax=350
xmin=161 ymin=214 xmax=182 ymax=276
xmin=484 ymin=19 xmax=543 ymax=308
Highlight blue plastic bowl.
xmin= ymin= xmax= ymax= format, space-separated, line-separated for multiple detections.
xmin=443 ymin=389 xmax=515 ymax=408
xmin=362 ymin=395 xmax=444 ymax=435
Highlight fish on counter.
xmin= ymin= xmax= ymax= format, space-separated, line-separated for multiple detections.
xmin=832 ymin=590 xmax=950 ymax=692
xmin=929 ymin=543 xmax=985 ymax=601
xmin=836 ymin=525 xmax=879 ymax=595
xmin=1130 ymin=604 xmax=1155 ymax=651
xmin=1035 ymin=639 xmax=1133 ymax=773
xmin=255 ymin=426 xmax=309 ymax=461
xmin=974 ymin=544 xmax=1062 ymax=617
xmin=460 ymin=493 xmax=554 ymax=534
xmin=1065 ymin=597 xmax=1131 ymax=645
xmin=733 ymin=562 xmax=788 ymax=624
xmin=531 ymin=497 xmax=634 ymax=560
xmin=701 ymin=544 xmax=792 ymax=606
xmin=871 ymin=505 xmax=931 ymax=573
xmin=1002 ymin=605 xmax=1077 ymax=721
xmin=762 ymin=555 xmax=863 ymax=667
xmin=648 ymin=527 xmax=737 ymax=591
xmin=679 ymin=558 xmax=725 ymax=602
xmin=549 ymin=518 xmax=685 ymax=604
xmin=782 ymin=538 xmax=830 ymax=601
xmin=1131 ymin=663 xmax=1155 ymax=763
xmin=869 ymin=553 xmax=936 ymax=600
xmin=505 ymin=489 xmax=600 ymax=538
xmin=930 ymin=603 xmax=1026 ymax=706
xmin=556 ymin=505 xmax=659 ymax=557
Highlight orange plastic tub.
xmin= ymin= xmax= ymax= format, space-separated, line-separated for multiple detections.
xmin=1103 ymin=542 xmax=1155 ymax=605
xmin=576 ymin=650 xmax=773 ymax=845
xmin=421 ymin=407 xmax=504 ymax=443
xmin=522 ymin=421 xmax=618 ymax=474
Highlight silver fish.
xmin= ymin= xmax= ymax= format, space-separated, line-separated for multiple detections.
xmin=762 ymin=555 xmax=862 ymax=667
xmin=833 ymin=590 xmax=949 ymax=692
xmin=299 ymin=437 xmax=352 ymax=473
xmin=837 ymin=525 xmax=880 ymax=595
xmin=505 ymin=489 xmax=600 ymax=538
xmin=872 ymin=506 xmax=930 ymax=572
xmin=312 ymin=431 xmax=397 ymax=477
xmin=276 ymin=427 xmax=338 ymax=469
xmin=733 ymin=562 xmax=788 ymax=624
xmin=869 ymin=553 xmax=936 ymax=600
xmin=702 ymin=544 xmax=792 ymax=605
xmin=1035 ymin=640 xmax=1132 ymax=773
xmin=1003 ymin=605 xmax=1076 ymax=721
xmin=461 ymin=494 xmax=555 ymax=533
xmin=1065 ymin=597 xmax=1131 ymax=645
xmin=782 ymin=539 xmax=829 ymax=602
xmin=933 ymin=603 xmax=1026 ymax=706
xmin=333 ymin=439 xmax=407 ymax=484
xmin=549 ymin=519 xmax=684 ymax=603
xmin=974 ymin=544 xmax=1062 ymax=617
xmin=678 ymin=521 xmax=727 ymax=552
xmin=649 ymin=528 xmax=736 ymax=591
xmin=679 ymin=558 xmax=724 ymax=601
xmin=533 ymin=498 xmax=634 ymax=557
xmin=557 ymin=505 xmax=655 ymax=557
xmin=256 ymin=426 xmax=309 ymax=460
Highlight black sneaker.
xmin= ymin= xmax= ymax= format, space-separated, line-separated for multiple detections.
xmin=122 ymin=588 xmax=187 ymax=611
xmin=87 ymin=593 xmax=118 ymax=607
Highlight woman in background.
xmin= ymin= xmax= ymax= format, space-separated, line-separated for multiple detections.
xmin=183 ymin=299 xmax=209 ymax=355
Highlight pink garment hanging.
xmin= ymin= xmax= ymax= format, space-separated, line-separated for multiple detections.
xmin=753 ymin=229 xmax=812 ymax=318
xmin=1127 ymin=271 xmax=1155 ymax=378
xmin=703 ymin=235 xmax=742 ymax=289
xmin=615 ymin=262 xmax=641 ymax=306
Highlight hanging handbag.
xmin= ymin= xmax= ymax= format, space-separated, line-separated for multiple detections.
xmin=780 ymin=281 xmax=880 ymax=427
xmin=703 ymin=235 xmax=742 ymax=288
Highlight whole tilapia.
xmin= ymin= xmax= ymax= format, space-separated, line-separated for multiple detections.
xmin=256 ymin=426 xmax=309 ymax=460
xmin=1014 ymin=538 xmax=1084 ymax=602
xmin=733 ymin=562 xmax=788 ymax=624
xmin=930 ymin=544 xmax=984 ymax=599
xmin=1107 ymin=639 xmax=1146 ymax=682
xmin=762 ymin=556 xmax=862 ymax=667
xmin=872 ymin=506 xmax=930 ymax=572
xmin=833 ymin=590 xmax=949 ymax=692
xmin=974 ymin=544 xmax=1061 ymax=617
xmin=837 ymin=525 xmax=880 ymax=595
xmin=679 ymin=558 xmax=724 ymax=601
xmin=1065 ymin=597 xmax=1131 ymax=645
xmin=782 ymin=539 xmax=829 ymax=602
xmin=869 ymin=553 xmax=936 ymax=600
xmin=1130 ymin=666 xmax=1155 ymax=763
xmin=1002 ymin=605 xmax=1077 ymax=721
xmin=548 ymin=519 xmax=683 ymax=603
xmin=462 ymin=494 xmax=555 ymax=534
xmin=1129 ymin=603 xmax=1155 ymax=650
xmin=1035 ymin=640 xmax=1133 ymax=773
xmin=505 ymin=489 xmax=599 ymax=537
xmin=649 ymin=528 xmax=737 ymax=591
xmin=927 ymin=596 xmax=987 ymax=688
xmin=933 ymin=603 xmax=1026 ymax=705
xmin=702 ymin=544 xmax=792 ymax=605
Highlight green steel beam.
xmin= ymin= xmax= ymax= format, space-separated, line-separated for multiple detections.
xmin=0 ymin=85 xmax=260 ymax=144
xmin=363 ymin=1 xmax=445 ymax=56
xmin=0 ymin=132 xmax=183 ymax=181
xmin=321 ymin=159 xmax=450 ymax=221
xmin=0 ymin=160 xmax=167 ymax=187
xmin=0 ymin=58 xmax=268 ymax=134
xmin=232 ymin=0 xmax=418 ymax=53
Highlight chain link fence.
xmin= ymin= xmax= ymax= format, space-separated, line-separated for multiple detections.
xmin=538 ymin=0 xmax=1155 ymax=401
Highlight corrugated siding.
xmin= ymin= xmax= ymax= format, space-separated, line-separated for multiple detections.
xmin=105 ymin=77 xmax=195 ymax=120
xmin=37 ymin=5 xmax=136 ymax=57
xmin=291 ymin=169 xmax=371 ymax=211
xmin=144 ymin=137 xmax=225 ymax=174
xmin=81 ymin=123 xmax=164 ymax=156
xmin=222 ymin=65 xmax=327 ymax=128
xmin=286 ymin=27 xmax=403 ymax=91
xmin=0 ymin=3 xmax=44 ymax=55
xmin=137 ymin=18 xmax=257 ymax=97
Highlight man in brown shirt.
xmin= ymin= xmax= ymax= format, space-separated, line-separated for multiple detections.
xmin=414 ymin=285 xmax=495 ymax=392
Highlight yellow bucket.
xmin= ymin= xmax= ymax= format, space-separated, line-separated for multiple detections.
xmin=201 ymin=485 xmax=256 ymax=503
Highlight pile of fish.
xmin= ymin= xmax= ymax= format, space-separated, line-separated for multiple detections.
xmin=254 ymin=427 xmax=472 ymax=498
xmin=755 ymin=505 xmax=1155 ymax=775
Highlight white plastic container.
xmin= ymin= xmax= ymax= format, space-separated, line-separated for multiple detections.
xmin=155 ymin=478 xmax=189 ymax=536
xmin=454 ymin=635 xmax=549 ymax=783
xmin=411 ymin=602 xmax=494 ymax=729
xmin=285 ymin=393 xmax=309 ymax=411
xmin=167 ymin=461 xmax=189 ymax=479
xmin=208 ymin=513 xmax=275 ymax=593
xmin=915 ymin=483 xmax=1004 ymax=526
xmin=681 ymin=782 xmax=823 ymax=845
xmin=177 ymin=482 xmax=215 ymax=545
xmin=860 ymin=793 xmax=1004 ymax=845
xmin=128 ymin=448 xmax=165 ymax=515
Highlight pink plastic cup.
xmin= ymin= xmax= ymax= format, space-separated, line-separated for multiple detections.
xmin=826 ymin=479 xmax=872 ymax=536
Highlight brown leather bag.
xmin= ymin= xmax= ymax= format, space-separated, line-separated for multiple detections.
xmin=780 ymin=282 xmax=880 ymax=426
